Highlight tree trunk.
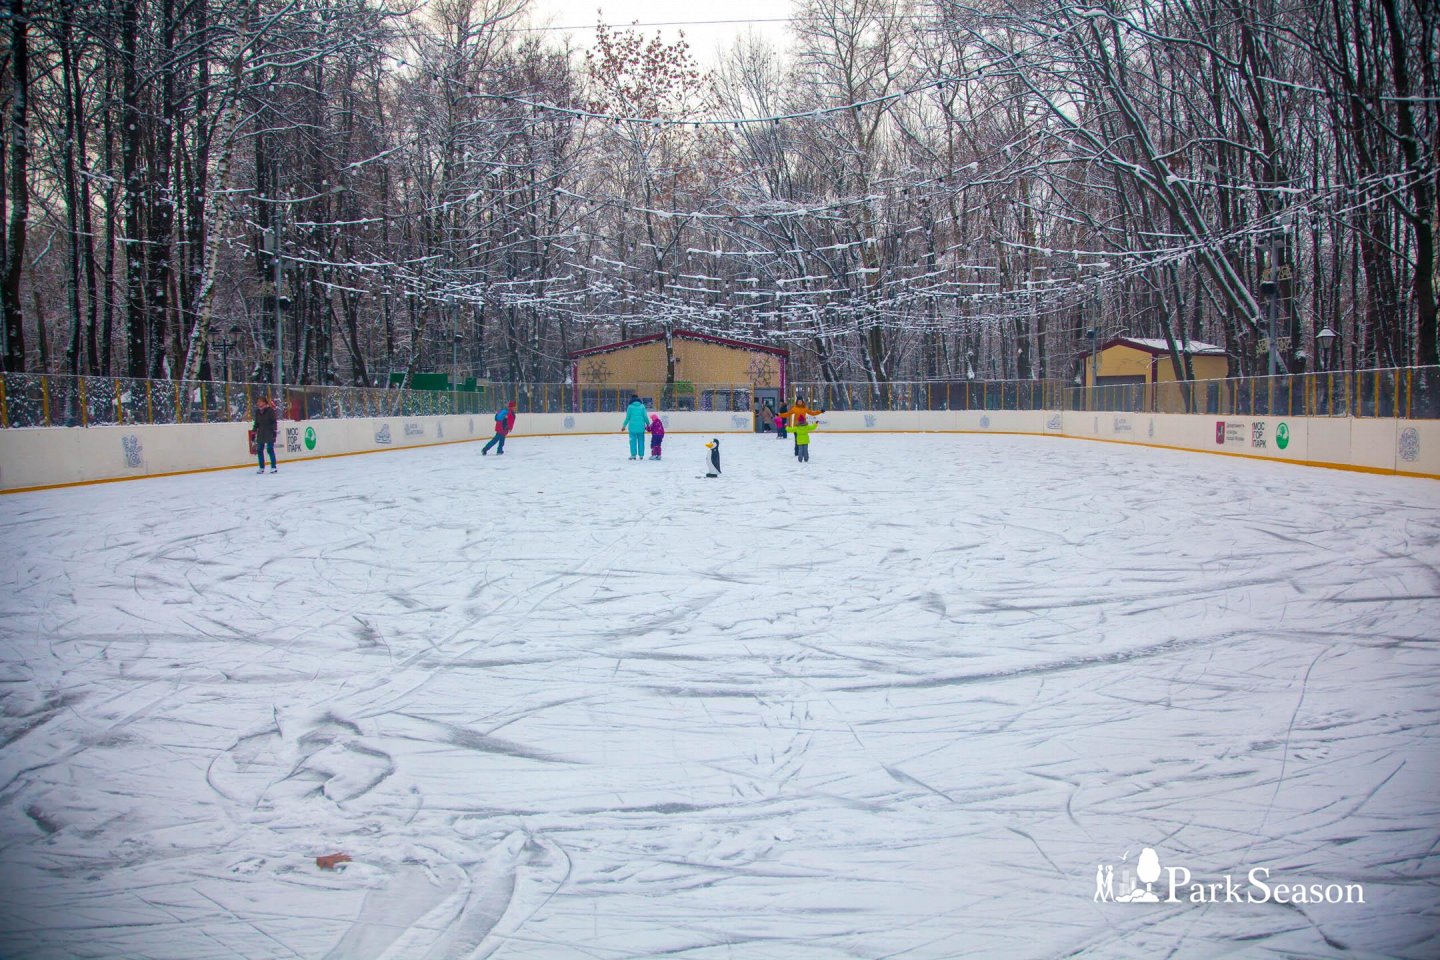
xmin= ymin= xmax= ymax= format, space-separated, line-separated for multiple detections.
xmin=2 ymin=0 xmax=30 ymax=372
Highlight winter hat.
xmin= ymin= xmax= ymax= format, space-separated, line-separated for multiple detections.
xmin=651 ymin=413 xmax=661 ymax=421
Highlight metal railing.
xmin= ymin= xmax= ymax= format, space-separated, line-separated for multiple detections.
xmin=789 ymin=379 xmax=1064 ymax=412
xmin=2 ymin=368 xmax=1435 ymax=429
xmin=1064 ymin=366 xmax=1440 ymax=419
xmin=0 ymin=374 xmax=758 ymax=428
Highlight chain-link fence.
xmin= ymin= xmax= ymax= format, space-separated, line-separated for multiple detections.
xmin=790 ymin=380 xmax=1064 ymax=412
xmin=1062 ymin=366 xmax=1440 ymax=418
xmin=4 ymin=369 xmax=1437 ymax=428
xmin=0 ymin=375 xmax=758 ymax=427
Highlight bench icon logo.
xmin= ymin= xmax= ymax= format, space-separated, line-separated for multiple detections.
xmin=1095 ymin=848 xmax=1162 ymax=902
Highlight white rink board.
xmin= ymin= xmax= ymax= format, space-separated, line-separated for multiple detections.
xmin=1 ymin=408 xmax=1437 ymax=492
xmin=0 ymin=411 xmax=751 ymax=491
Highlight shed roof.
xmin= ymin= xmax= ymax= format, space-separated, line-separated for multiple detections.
xmin=1096 ymin=336 xmax=1226 ymax=357
xmin=568 ymin=329 xmax=790 ymax=360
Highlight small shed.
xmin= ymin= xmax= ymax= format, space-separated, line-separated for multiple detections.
xmin=568 ymin=329 xmax=789 ymax=411
xmin=1080 ymin=337 xmax=1229 ymax=388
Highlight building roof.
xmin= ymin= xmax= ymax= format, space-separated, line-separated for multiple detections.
xmin=568 ymin=329 xmax=790 ymax=360
xmin=1096 ymin=336 xmax=1227 ymax=357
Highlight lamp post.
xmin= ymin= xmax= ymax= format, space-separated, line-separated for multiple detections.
xmin=1316 ymin=326 xmax=1338 ymax=415
xmin=1258 ymin=217 xmax=1290 ymax=377
xmin=217 ymin=331 xmax=233 ymax=384
xmin=1316 ymin=327 xmax=1337 ymax=371
xmin=1085 ymin=328 xmax=1098 ymax=410
xmin=263 ymin=213 xmax=285 ymax=399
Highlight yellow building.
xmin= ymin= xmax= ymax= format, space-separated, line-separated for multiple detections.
xmin=568 ymin=330 xmax=789 ymax=412
xmin=1080 ymin=337 xmax=1229 ymax=388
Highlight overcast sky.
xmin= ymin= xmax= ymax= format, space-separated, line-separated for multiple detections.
xmin=522 ymin=1 xmax=794 ymax=65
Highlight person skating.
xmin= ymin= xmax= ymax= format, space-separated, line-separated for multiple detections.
xmin=622 ymin=395 xmax=650 ymax=460
xmin=482 ymin=400 xmax=517 ymax=455
xmin=784 ymin=396 xmax=825 ymax=456
xmin=646 ymin=414 xmax=666 ymax=460
xmin=775 ymin=403 xmax=789 ymax=440
xmin=791 ymin=419 xmax=818 ymax=463
xmin=253 ymin=396 xmax=278 ymax=473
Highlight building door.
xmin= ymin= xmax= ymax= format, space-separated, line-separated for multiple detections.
xmin=754 ymin=388 xmax=780 ymax=431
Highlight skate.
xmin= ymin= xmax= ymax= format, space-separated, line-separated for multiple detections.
xmin=270 ymin=467 xmax=278 ymax=473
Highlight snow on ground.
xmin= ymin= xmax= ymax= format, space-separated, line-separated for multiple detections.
xmin=0 ymin=431 xmax=1437 ymax=959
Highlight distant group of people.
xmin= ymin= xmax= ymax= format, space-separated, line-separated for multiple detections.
xmin=469 ymin=393 xmax=823 ymax=465
xmin=761 ymin=397 xmax=824 ymax=463
xmin=253 ymin=391 xmax=822 ymax=475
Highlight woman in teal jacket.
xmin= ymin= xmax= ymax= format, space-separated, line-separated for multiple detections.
xmin=622 ymin=396 xmax=650 ymax=460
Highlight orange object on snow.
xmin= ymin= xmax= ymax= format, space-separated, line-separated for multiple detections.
xmin=316 ymin=853 xmax=352 ymax=870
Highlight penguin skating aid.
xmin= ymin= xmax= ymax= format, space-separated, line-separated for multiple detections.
xmin=702 ymin=439 xmax=721 ymax=478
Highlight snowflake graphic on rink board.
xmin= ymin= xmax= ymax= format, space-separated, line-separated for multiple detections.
xmin=564 ymin=416 xmax=576 ymax=429
xmin=1399 ymin=428 xmax=1419 ymax=462
xmin=122 ymin=435 xmax=143 ymax=467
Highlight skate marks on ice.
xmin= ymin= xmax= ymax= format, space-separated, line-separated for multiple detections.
xmin=1 ymin=435 xmax=1439 ymax=958
xmin=322 ymin=832 xmax=570 ymax=960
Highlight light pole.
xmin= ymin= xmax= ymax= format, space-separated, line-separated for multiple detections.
xmin=1259 ymin=217 xmax=1290 ymax=377
xmin=1316 ymin=327 xmax=1338 ymax=415
xmin=1316 ymin=327 xmax=1337 ymax=371
xmin=1085 ymin=328 xmax=1098 ymax=410
xmin=263 ymin=212 xmax=285 ymax=401
xmin=217 ymin=330 xmax=233 ymax=383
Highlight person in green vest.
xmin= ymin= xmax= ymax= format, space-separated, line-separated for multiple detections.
xmin=791 ymin=419 xmax=818 ymax=463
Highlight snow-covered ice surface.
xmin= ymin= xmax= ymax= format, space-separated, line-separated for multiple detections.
xmin=1 ymin=432 xmax=1438 ymax=959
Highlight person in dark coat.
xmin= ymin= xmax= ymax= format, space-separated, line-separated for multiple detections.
xmin=253 ymin=397 xmax=278 ymax=473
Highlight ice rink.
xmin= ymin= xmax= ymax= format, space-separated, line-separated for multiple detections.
xmin=1 ymin=431 xmax=1437 ymax=959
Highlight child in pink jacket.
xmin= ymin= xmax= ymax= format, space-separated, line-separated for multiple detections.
xmin=646 ymin=414 xmax=666 ymax=460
